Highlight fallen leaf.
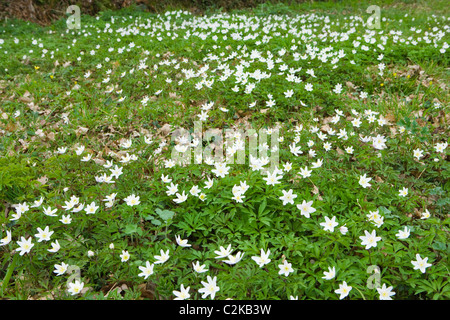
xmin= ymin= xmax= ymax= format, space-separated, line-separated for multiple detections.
xmin=37 ymin=176 xmax=48 ymax=185
xmin=311 ymin=185 xmax=323 ymax=201
xmin=75 ymin=126 xmax=89 ymax=136
xmin=47 ymin=132 xmax=55 ymax=141
xmin=158 ymin=123 xmax=172 ymax=136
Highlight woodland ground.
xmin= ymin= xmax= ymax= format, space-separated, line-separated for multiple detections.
xmin=0 ymin=0 xmax=448 ymax=300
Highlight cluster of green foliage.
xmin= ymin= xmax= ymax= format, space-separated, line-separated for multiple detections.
xmin=0 ymin=0 xmax=448 ymax=300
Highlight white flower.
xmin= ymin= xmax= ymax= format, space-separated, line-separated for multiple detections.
xmin=14 ymin=202 xmax=30 ymax=214
xmin=299 ymin=166 xmax=312 ymax=178
xmin=322 ymin=266 xmax=336 ymax=280
xmin=124 ymin=194 xmax=140 ymax=206
xmin=396 ymin=226 xmax=411 ymax=239
xmin=173 ymin=191 xmax=188 ymax=204
xmin=48 ymin=240 xmax=61 ymax=253
xmin=16 ymin=237 xmax=34 ymax=255
xmin=35 ymin=226 xmax=54 ymax=242
xmin=154 ymin=249 xmax=170 ymax=264
xmin=144 ymin=136 xmax=153 ymax=145
xmin=110 ymin=165 xmax=123 ymax=178
xmin=311 ymin=158 xmax=323 ymax=168
xmin=320 ymin=216 xmax=338 ymax=232
xmin=56 ymin=147 xmax=67 ymax=154
xmin=0 ymin=230 xmax=12 ymax=246
xmin=434 ymin=142 xmax=448 ymax=153
xmin=198 ymin=276 xmax=220 ymax=300
xmin=43 ymin=206 xmax=58 ymax=217
xmin=120 ymin=139 xmax=132 ymax=149
xmin=335 ymin=281 xmax=352 ymax=299
xmin=193 ymin=261 xmax=208 ymax=273
xmin=279 ymin=189 xmax=297 ymax=206
xmin=372 ymin=135 xmax=387 ymax=150
xmin=214 ymin=244 xmax=232 ymax=259
xmin=198 ymin=193 xmax=207 ymax=201
xmin=30 ymin=197 xmax=44 ymax=208
xmin=161 ymin=174 xmax=172 ymax=183
xmin=72 ymin=203 xmax=84 ymax=213
xmin=204 ymin=178 xmax=214 ymax=189
xmin=359 ymin=230 xmax=382 ymax=250
xmin=138 ymin=261 xmax=154 ymax=279
xmin=166 ymin=182 xmax=178 ymax=196
xmin=120 ymin=153 xmax=133 ymax=164
xmin=120 ymin=250 xmax=130 ymax=262
xmin=54 ymin=262 xmax=69 ymax=276
xmin=421 ymin=209 xmax=431 ymax=219
xmin=351 ymin=118 xmax=362 ymax=127
xmin=81 ymin=154 xmax=92 ymax=162
xmin=359 ymin=174 xmax=372 ymax=188
xmin=103 ymin=160 xmax=113 ymax=168
xmin=251 ymin=248 xmax=271 ymax=268
xmin=333 ymin=83 xmax=343 ymax=94
xmin=175 ymin=235 xmax=191 ymax=247
xmin=413 ymin=148 xmax=424 ymax=160
xmin=103 ymin=193 xmax=117 ymax=202
xmin=9 ymin=211 xmax=22 ymax=221
xmin=223 ymin=252 xmax=244 ymax=265
xmin=67 ymin=280 xmax=84 ymax=296
xmin=84 ymin=202 xmax=99 ymax=214
xmin=339 ymin=224 xmax=348 ymax=235
xmin=173 ymin=284 xmax=190 ymax=300
xmin=398 ymin=187 xmax=408 ymax=197
xmin=296 ymin=200 xmax=316 ymax=218
xmin=283 ymin=162 xmax=292 ymax=172
xmin=278 ymin=259 xmax=294 ymax=277
xmin=263 ymin=169 xmax=283 ymax=186
xmin=211 ymin=162 xmax=230 ymax=178
xmin=289 ymin=143 xmax=303 ymax=156
xmin=75 ymin=145 xmax=85 ymax=155
xmin=377 ymin=283 xmax=396 ymax=300
xmin=189 ymin=185 xmax=201 ymax=197
xmin=411 ymin=254 xmax=432 ymax=273
xmin=284 ymin=89 xmax=294 ymax=98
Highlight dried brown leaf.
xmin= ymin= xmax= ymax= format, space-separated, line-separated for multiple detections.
xmin=36 ymin=176 xmax=48 ymax=185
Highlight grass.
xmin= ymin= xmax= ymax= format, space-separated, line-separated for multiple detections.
xmin=0 ymin=0 xmax=448 ymax=301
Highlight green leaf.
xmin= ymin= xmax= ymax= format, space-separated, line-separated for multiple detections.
xmin=436 ymin=198 xmax=450 ymax=207
xmin=124 ymin=224 xmax=142 ymax=236
xmin=378 ymin=206 xmax=391 ymax=215
xmin=260 ymin=216 xmax=272 ymax=227
xmin=429 ymin=187 xmax=445 ymax=196
xmin=1 ymin=254 xmax=18 ymax=294
xmin=258 ymin=198 xmax=267 ymax=215
xmin=155 ymin=208 xmax=175 ymax=221
xmin=431 ymin=241 xmax=446 ymax=252
xmin=151 ymin=219 xmax=162 ymax=226
xmin=104 ymin=96 xmax=112 ymax=106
